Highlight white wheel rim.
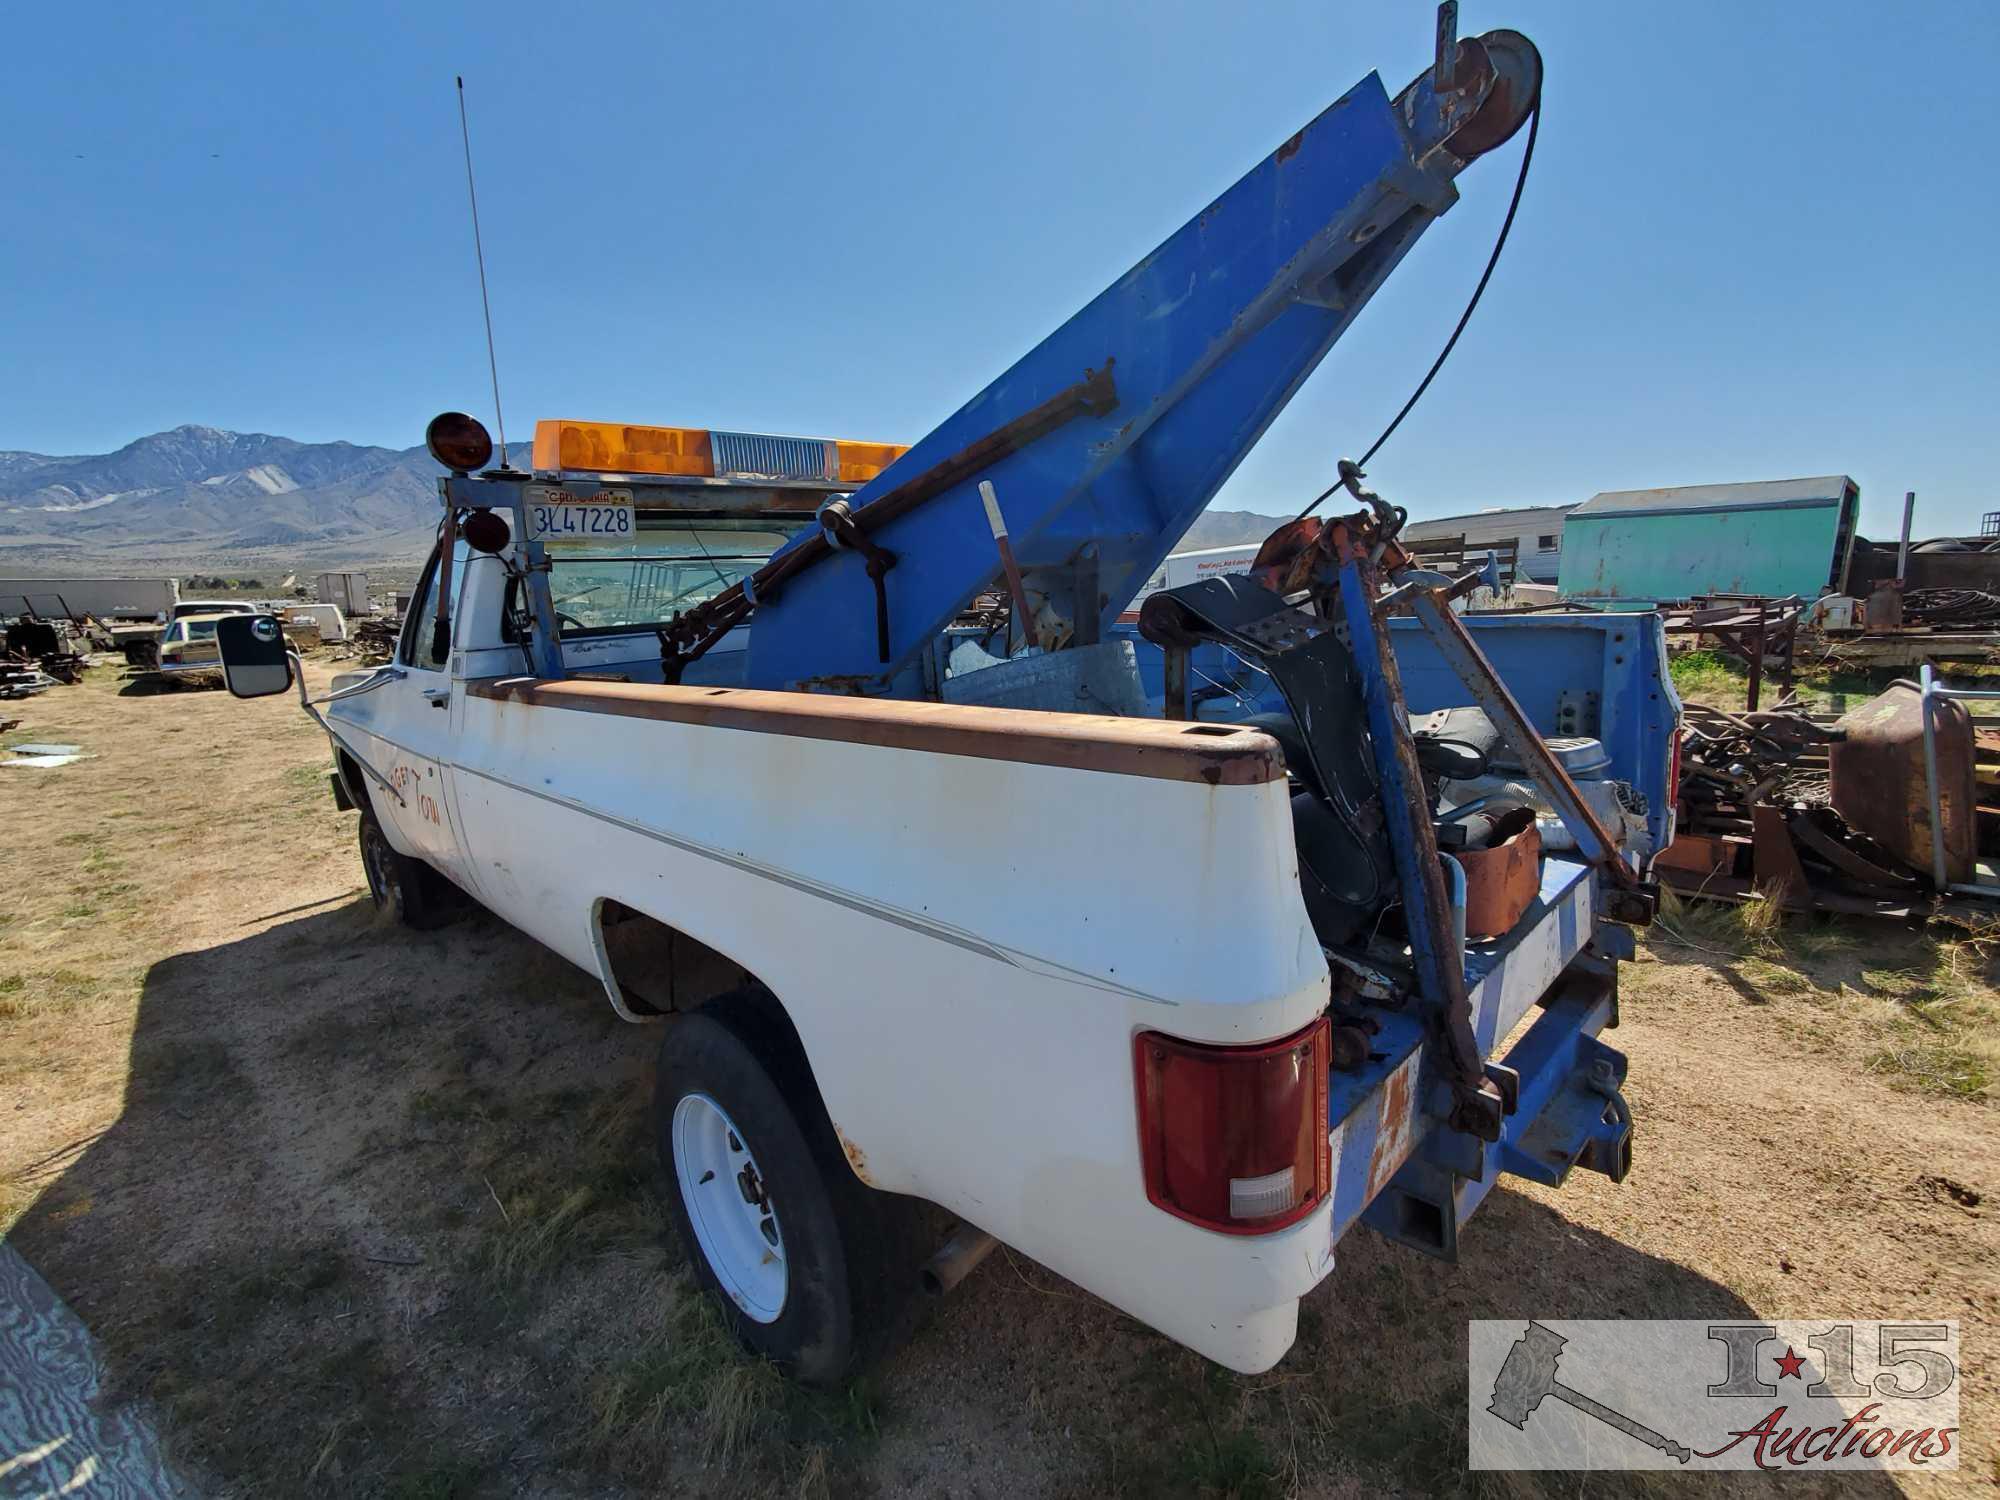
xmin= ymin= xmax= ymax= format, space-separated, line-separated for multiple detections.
xmin=672 ymin=1092 xmax=787 ymax=1323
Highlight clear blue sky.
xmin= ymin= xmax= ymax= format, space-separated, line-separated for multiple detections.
xmin=5 ymin=2 xmax=1995 ymax=539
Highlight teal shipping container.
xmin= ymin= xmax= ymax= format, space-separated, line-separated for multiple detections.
xmin=1557 ymin=475 xmax=1860 ymax=605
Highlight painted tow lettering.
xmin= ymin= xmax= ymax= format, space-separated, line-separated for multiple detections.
xmin=388 ymin=763 xmax=444 ymax=827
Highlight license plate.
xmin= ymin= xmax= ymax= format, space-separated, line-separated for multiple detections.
xmin=522 ymin=486 xmax=635 ymax=541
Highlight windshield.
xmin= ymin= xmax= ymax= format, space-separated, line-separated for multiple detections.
xmin=184 ymin=619 xmax=220 ymax=639
xmin=542 ymin=515 xmax=811 ymax=634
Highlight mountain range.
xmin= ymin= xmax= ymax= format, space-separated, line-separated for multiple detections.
xmin=0 ymin=424 xmax=1286 ymax=573
xmin=0 ymin=425 xmax=539 ymax=572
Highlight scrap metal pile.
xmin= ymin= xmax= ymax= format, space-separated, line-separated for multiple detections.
xmin=1664 ymin=684 xmax=2000 ymax=916
xmin=0 ymin=661 xmax=57 ymax=699
xmin=1901 ymin=588 xmax=2000 ymax=629
xmin=305 ymin=613 xmax=400 ymax=665
xmin=1677 ymin=701 xmax=1837 ymax=812
xmin=347 ymin=616 xmax=400 ymax=655
xmin=1670 ymin=700 xmax=1913 ymax=911
xmin=2 ymin=614 xmax=92 ymax=695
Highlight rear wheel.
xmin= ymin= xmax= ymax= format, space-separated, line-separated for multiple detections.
xmin=358 ymin=808 xmax=448 ymax=928
xmin=673 ymin=1090 xmax=790 ymax=1324
xmin=655 ymin=995 xmax=924 ymax=1384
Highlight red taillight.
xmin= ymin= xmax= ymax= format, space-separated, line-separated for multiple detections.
xmin=1134 ymin=1017 xmax=1331 ymax=1235
xmin=1669 ymin=723 xmax=1684 ymax=806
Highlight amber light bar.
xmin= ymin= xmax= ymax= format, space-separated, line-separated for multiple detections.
xmin=531 ymin=419 xmax=906 ymax=487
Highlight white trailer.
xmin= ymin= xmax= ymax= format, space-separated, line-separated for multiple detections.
xmin=316 ymin=572 xmax=372 ymax=617
xmin=0 ymin=577 xmax=179 ymax=622
xmin=1120 ymin=544 xmax=1262 ymax=621
xmin=284 ymin=604 xmax=349 ymax=643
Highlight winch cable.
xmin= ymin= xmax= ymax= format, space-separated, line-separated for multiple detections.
xmin=1294 ymin=100 xmax=1539 ymax=524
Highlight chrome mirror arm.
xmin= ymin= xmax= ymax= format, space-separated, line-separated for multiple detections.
xmin=287 ymin=651 xmax=408 ymax=809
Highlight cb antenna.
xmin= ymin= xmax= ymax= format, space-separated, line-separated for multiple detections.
xmin=455 ymin=75 xmax=508 ymax=465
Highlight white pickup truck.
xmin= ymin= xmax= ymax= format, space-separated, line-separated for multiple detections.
xmin=212 ymin=406 xmax=1674 ymax=1385
xmin=212 ymin=11 xmax=1677 ymax=1386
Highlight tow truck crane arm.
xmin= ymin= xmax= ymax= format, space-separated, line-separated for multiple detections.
xmin=703 ymin=7 xmax=1539 ymax=692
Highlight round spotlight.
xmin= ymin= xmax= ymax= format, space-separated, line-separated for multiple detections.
xmin=460 ymin=508 xmax=510 ymax=554
xmin=426 ymin=411 xmax=494 ymax=473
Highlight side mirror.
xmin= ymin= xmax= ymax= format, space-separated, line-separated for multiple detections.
xmin=216 ymin=613 xmax=295 ymax=699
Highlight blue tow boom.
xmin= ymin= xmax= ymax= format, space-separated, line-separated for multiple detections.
xmin=675 ymin=13 xmax=1541 ymax=691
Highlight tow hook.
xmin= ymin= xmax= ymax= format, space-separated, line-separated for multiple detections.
xmin=1583 ymin=1058 xmax=1633 ymax=1184
xmin=1483 ymin=1061 xmax=1521 ymax=1115
xmin=1448 ymin=1075 xmax=1507 ymax=1142
xmin=1603 ymin=882 xmax=1659 ymax=927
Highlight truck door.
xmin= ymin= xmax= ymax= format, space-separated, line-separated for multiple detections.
xmin=339 ymin=543 xmax=483 ymax=899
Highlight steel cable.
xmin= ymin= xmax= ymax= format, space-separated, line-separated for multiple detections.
xmin=1295 ymin=101 xmax=1540 ymax=523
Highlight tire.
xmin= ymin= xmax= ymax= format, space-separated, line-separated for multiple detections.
xmin=357 ymin=807 xmax=449 ymax=929
xmin=655 ymin=995 xmax=925 ymax=1384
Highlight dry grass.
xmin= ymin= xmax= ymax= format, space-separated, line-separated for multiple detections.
xmin=0 ymin=1174 xmax=38 ymax=1237
xmin=1859 ymin=930 xmax=2000 ymax=1100
xmin=472 ymin=1089 xmax=664 ymax=1284
xmin=2 ymin=658 xmax=1997 ymax=1496
xmin=1653 ymin=885 xmax=2000 ymax=1103
xmin=585 ymin=1288 xmax=786 ymax=1469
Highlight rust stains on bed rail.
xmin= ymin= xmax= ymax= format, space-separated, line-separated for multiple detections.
xmin=465 ymin=676 xmax=1283 ymax=787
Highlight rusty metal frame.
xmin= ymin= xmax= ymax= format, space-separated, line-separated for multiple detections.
xmin=1661 ymin=594 xmax=1802 ymax=711
xmin=1334 ymin=554 xmax=1501 ymax=1139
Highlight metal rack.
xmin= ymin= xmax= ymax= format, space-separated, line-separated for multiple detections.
xmin=1919 ymin=662 xmax=2000 ymax=897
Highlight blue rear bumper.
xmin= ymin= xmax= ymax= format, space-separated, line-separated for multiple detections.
xmin=1323 ymin=858 xmax=1631 ymax=1262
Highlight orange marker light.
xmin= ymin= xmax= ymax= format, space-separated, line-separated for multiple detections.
xmin=830 ymin=440 xmax=906 ymax=485
xmin=532 ymin=421 xmax=712 ymax=477
xmin=532 ymin=419 xmax=907 ymax=485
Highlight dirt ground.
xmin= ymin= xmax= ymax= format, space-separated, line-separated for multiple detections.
xmin=2 ymin=662 xmax=1995 ymax=1498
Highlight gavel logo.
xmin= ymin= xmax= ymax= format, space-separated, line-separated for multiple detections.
xmin=1488 ymin=1321 xmax=1693 ymax=1464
